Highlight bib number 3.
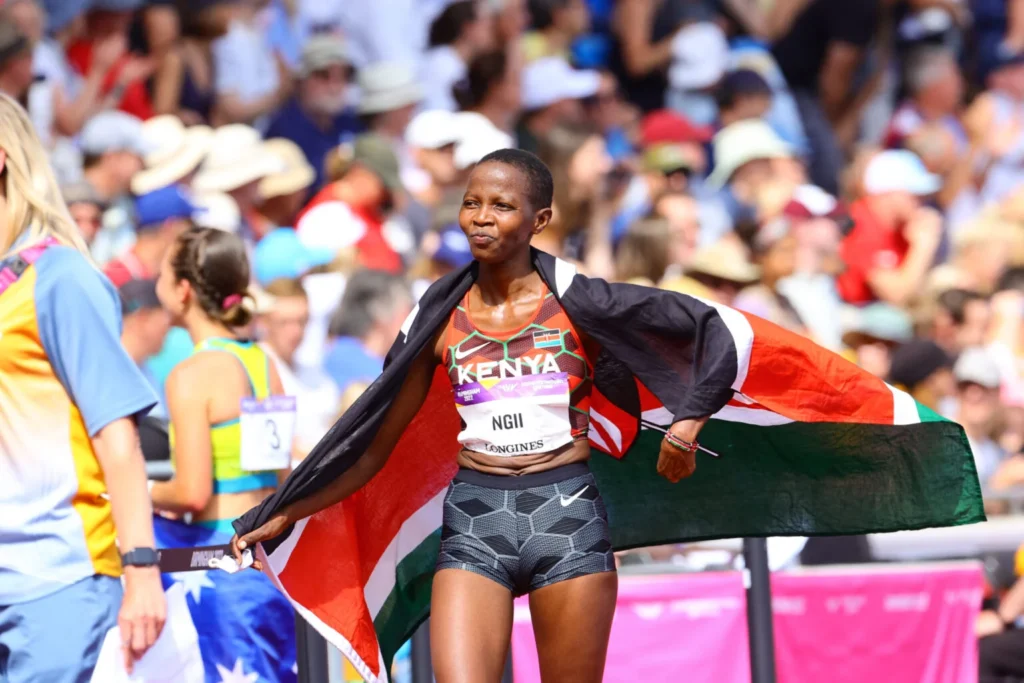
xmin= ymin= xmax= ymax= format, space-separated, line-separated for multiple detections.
xmin=240 ymin=396 xmax=297 ymax=472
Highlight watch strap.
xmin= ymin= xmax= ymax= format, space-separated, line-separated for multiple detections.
xmin=122 ymin=547 xmax=160 ymax=567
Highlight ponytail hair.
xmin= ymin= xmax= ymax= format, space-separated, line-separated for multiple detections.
xmin=171 ymin=227 xmax=254 ymax=328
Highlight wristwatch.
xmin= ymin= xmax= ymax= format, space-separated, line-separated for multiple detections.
xmin=122 ymin=547 xmax=160 ymax=568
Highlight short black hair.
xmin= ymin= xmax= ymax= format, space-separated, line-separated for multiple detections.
xmin=529 ymin=0 xmax=570 ymax=30
xmin=937 ymin=288 xmax=986 ymax=325
xmin=428 ymin=0 xmax=478 ymax=48
xmin=999 ymin=266 xmax=1024 ymax=293
xmin=478 ymin=148 xmax=554 ymax=210
xmin=714 ymin=68 xmax=772 ymax=110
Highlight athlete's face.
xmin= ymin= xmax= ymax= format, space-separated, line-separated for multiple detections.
xmin=459 ymin=162 xmax=552 ymax=264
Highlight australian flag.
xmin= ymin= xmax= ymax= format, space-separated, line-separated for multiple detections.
xmin=154 ymin=516 xmax=297 ymax=683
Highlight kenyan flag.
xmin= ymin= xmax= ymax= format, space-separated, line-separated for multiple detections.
xmin=257 ymin=304 xmax=983 ymax=683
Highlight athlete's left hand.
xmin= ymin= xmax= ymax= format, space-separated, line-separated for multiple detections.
xmin=657 ymin=417 xmax=709 ymax=483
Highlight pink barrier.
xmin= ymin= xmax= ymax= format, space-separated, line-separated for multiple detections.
xmin=510 ymin=562 xmax=983 ymax=683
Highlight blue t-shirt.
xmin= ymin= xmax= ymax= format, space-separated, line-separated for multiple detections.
xmin=322 ymin=336 xmax=383 ymax=393
xmin=265 ymin=97 xmax=363 ymax=193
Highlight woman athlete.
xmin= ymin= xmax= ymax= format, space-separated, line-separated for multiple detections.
xmin=150 ymin=227 xmax=290 ymax=532
xmin=232 ymin=149 xmax=708 ymax=682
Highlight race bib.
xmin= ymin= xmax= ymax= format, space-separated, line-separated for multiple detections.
xmin=455 ymin=372 xmax=573 ymax=456
xmin=239 ymin=396 xmax=296 ymax=472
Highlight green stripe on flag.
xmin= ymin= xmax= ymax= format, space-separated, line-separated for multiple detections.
xmin=591 ymin=419 xmax=984 ymax=551
xmin=915 ymin=401 xmax=947 ymax=423
xmin=373 ymin=529 xmax=441 ymax=672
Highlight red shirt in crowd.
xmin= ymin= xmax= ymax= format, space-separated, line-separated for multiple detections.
xmin=67 ymin=41 xmax=153 ymax=120
xmin=104 ymin=250 xmax=152 ymax=288
xmin=296 ymin=184 xmax=403 ymax=274
xmin=836 ymin=199 xmax=910 ymax=305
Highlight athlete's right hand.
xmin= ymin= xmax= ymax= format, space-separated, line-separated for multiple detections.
xmin=231 ymin=510 xmax=293 ymax=571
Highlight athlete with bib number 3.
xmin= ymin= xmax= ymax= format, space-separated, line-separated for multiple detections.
xmin=232 ymin=150 xmax=711 ymax=682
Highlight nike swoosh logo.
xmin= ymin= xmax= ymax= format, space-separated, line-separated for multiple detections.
xmin=454 ymin=342 xmax=489 ymax=361
xmin=560 ymin=485 xmax=588 ymax=507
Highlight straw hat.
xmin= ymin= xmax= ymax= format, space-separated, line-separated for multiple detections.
xmin=192 ymin=125 xmax=284 ymax=194
xmin=131 ymin=120 xmax=212 ymax=195
xmin=259 ymin=139 xmax=316 ymax=200
xmin=685 ymin=240 xmax=761 ymax=284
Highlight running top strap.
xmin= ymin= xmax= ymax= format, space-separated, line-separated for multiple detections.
xmin=0 ymin=236 xmax=58 ymax=298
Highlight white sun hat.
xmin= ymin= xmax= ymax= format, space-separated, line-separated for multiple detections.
xmin=192 ymin=125 xmax=285 ymax=194
xmin=131 ymin=121 xmax=213 ymax=195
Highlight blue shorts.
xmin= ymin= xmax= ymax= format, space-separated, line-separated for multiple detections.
xmin=0 ymin=574 xmax=122 ymax=683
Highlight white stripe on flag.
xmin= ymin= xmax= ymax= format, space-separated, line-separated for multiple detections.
xmin=364 ymin=489 xmax=447 ymax=618
xmin=886 ymin=383 xmax=921 ymax=425
xmin=589 ymin=408 xmax=623 ymax=453
xmin=554 ymin=257 xmax=578 ymax=297
xmin=643 ymin=404 xmax=792 ymax=427
xmin=713 ymin=404 xmax=794 ymax=426
xmin=263 ymin=520 xmax=389 ymax=683
xmin=400 ymin=303 xmax=420 ymax=337
xmin=693 ymin=297 xmax=753 ymax=392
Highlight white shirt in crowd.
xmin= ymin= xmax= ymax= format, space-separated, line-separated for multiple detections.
xmin=261 ymin=343 xmax=341 ymax=458
xmin=419 ymin=46 xmax=466 ymax=112
xmin=213 ymin=16 xmax=281 ymax=132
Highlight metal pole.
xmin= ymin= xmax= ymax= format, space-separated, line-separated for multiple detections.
xmin=411 ymin=620 xmax=433 ymax=683
xmin=743 ymin=538 xmax=777 ymax=683
xmin=296 ymin=614 xmax=330 ymax=683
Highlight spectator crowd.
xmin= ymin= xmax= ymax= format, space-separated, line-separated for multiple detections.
xmin=10 ymin=0 xmax=1024 ymax=678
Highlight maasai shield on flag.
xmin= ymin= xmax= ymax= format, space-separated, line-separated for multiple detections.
xmin=154 ymin=516 xmax=297 ymax=683
xmin=235 ymin=251 xmax=984 ymax=683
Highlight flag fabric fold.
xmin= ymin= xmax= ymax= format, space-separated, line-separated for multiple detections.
xmin=153 ymin=516 xmax=297 ymax=683
xmin=233 ymin=250 xmax=984 ymax=683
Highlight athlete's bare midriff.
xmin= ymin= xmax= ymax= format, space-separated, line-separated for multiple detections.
xmin=194 ymin=488 xmax=278 ymax=524
xmin=457 ymin=437 xmax=591 ymax=475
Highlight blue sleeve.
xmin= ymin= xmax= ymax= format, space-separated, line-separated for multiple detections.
xmin=34 ymin=247 xmax=158 ymax=436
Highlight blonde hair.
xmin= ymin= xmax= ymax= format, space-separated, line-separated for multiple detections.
xmin=0 ymin=93 xmax=90 ymax=258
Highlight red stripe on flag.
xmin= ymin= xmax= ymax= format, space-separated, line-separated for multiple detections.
xmin=278 ymin=367 xmax=461 ymax=676
xmin=739 ymin=312 xmax=895 ymax=424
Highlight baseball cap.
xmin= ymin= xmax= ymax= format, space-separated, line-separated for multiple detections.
xmin=406 ymin=109 xmax=461 ymax=150
xmin=707 ymin=120 xmax=793 ymax=188
xmin=453 ymin=113 xmax=515 ymax=170
xmin=863 ymin=150 xmax=941 ymax=196
xmin=888 ymin=339 xmax=952 ymax=390
xmin=642 ymin=143 xmax=695 ymax=173
xmin=639 ymin=110 xmax=712 ymax=147
xmin=521 ymin=57 xmax=600 ymax=111
xmin=669 ymin=22 xmax=729 ymax=91
xmin=134 ymin=185 xmax=200 ymax=229
xmin=254 ymin=228 xmax=337 ymax=286
xmin=119 ymin=279 xmax=161 ymax=315
xmin=80 ymin=111 xmax=154 ymax=158
xmin=62 ymin=181 xmax=108 ymax=210
xmin=841 ymin=303 xmax=914 ymax=348
xmin=301 ymin=35 xmax=348 ymax=78
xmin=351 ymin=133 xmax=402 ymax=191
xmin=782 ymin=185 xmax=845 ymax=220
xmin=954 ymin=347 xmax=1001 ymax=389
xmin=433 ymin=224 xmax=473 ymax=268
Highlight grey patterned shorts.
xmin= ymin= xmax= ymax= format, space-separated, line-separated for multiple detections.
xmin=436 ymin=463 xmax=615 ymax=595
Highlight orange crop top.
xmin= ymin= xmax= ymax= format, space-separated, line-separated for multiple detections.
xmin=443 ymin=284 xmax=593 ymax=456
